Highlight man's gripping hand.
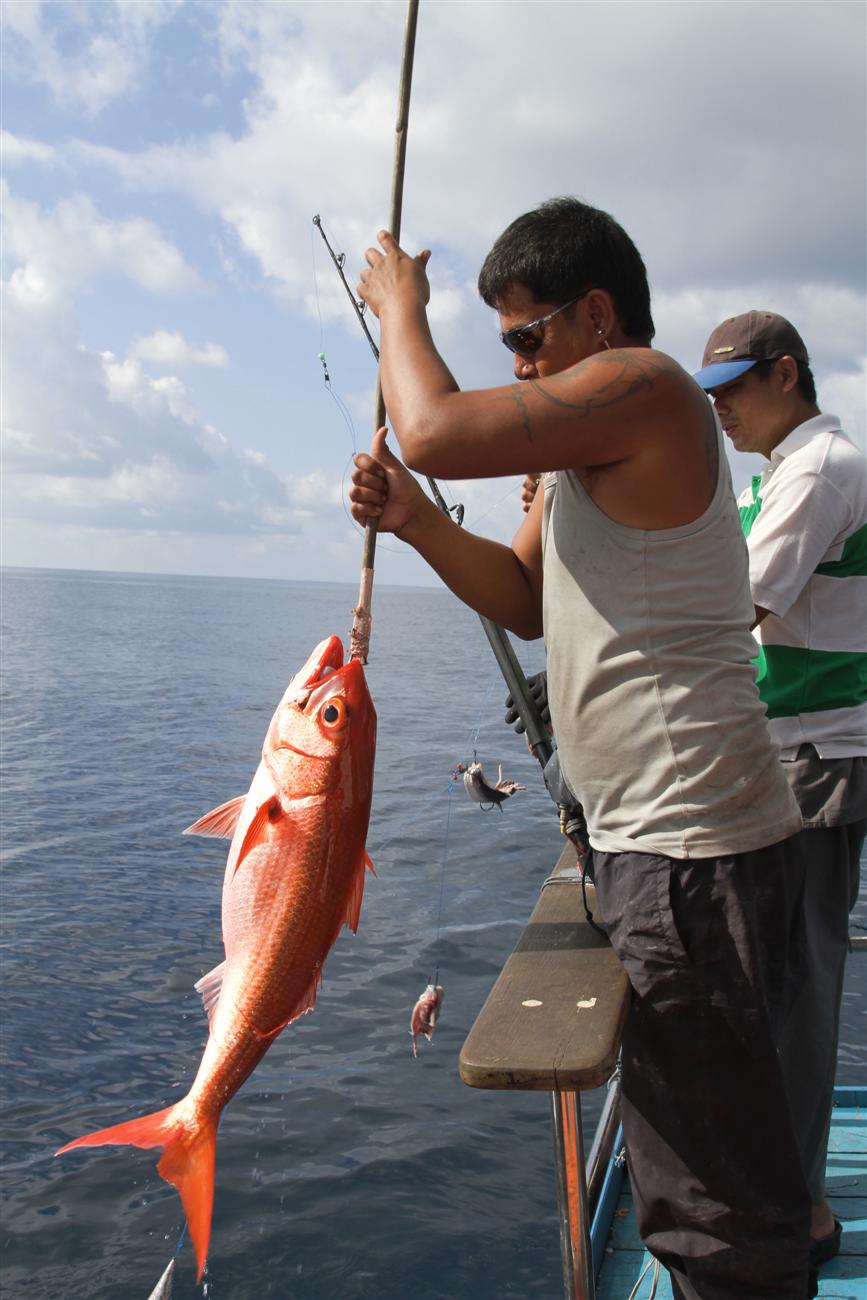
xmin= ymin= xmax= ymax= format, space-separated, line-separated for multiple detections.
xmin=358 ymin=231 xmax=432 ymax=320
xmin=350 ymin=427 xmax=427 ymax=536
xmin=520 ymin=474 xmax=542 ymax=514
xmin=505 ymin=670 xmax=550 ymax=735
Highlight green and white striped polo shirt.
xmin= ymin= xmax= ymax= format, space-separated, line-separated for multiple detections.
xmin=739 ymin=414 xmax=867 ymax=759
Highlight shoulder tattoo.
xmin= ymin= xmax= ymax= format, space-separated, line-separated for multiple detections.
xmin=529 ymin=351 xmax=677 ymax=419
xmin=511 ymin=385 xmax=534 ymax=443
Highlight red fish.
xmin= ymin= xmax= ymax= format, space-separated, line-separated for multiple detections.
xmin=57 ymin=636 xmax=376 ymax=1281
xmin=410 ymin=983 xmax=444 ymax=1057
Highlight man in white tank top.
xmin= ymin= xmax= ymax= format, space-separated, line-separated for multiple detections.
xmin=350 ymin=198 xmax=813 ymax=1298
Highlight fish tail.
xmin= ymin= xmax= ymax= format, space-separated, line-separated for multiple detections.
xmin=56 ymin=1102 xmax=218 ymax=1282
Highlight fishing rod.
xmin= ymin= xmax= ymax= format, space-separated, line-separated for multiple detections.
xmin=313 ymin=214 xmax=554 ymax=769
xmin=313 ymin=2 xmax=585 ymax=849
xmin=312 ymin=216 xmax=463 ymax=527
xmin=340 ymin=0 xmax=420 ymax=666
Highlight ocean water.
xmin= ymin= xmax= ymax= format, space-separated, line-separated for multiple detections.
xmin=1 ymin=568 xmax=865 ymax=1300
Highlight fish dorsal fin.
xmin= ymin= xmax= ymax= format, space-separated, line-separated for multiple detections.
xmin=232 ymin=796 xmax=282 ymax=878
xmin=194 ymin=960 xmax=226 ymax=1028
xmin=364 ymin=850 xmax=377 ymax=877
xmin=183 ymin=797 xmax=246 ymax=839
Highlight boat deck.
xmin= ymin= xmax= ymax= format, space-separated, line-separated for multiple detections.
xmin=594 ymin=1088 xmax=867 ymax=1299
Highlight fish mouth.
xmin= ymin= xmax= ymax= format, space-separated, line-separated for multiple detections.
xmin=301 ymin=635 xmax=345 ymax=689
xmin=303 ymin=636 xmax=368 ymax=701
xmin=287 ymin=635 xmax=368 ymax=714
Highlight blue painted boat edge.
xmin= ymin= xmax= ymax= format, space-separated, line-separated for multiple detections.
xmin=591 ymin=1122 xmax=626 ymax=1279
xmin=589 ymin=1086 xmax=866 ymax=1278
xmin=833 ymin=1084 xmax=867 ymax=1107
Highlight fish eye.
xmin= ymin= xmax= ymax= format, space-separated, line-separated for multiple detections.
xmin=319 ymin=697 xmax=348 ymax=730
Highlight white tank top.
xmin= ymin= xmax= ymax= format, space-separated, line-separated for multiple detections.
xmin=540 ymin=435 xmax=801 ymax=858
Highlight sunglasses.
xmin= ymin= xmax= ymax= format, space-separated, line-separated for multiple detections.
xmin=499 ymin=287 xmax=596 ymax=356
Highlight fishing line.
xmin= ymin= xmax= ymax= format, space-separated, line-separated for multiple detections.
xmin=428 ymin=662 xmax=502 ymax=977
xmin=463 ymin=663 xmax=500 ymax=761
xmin=310 ymin=229 xmax=411 ymax=555
xmin=310 ymin=225 xmax=359 ymax=456
xmin=462 ymin=479 xmax=525 ymax=532
xmin=432 ymin=780 xmax=456 ymax=963
xmin=313 ymin=215 xmax=523 ymax=541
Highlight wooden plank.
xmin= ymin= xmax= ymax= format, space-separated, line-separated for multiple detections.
xmin=596 ymin=1239 xmax=867 ymax=1298
xmin=826 ymin=1166 xmax=867 ymax=1197
xmin=596 ymin=1245 xmax=867 ymax=1298
xmin=828 ymin=1123 xmax=867 ymax=1155
xmin=825 ymin=1197 xmax=867 ymax=1226
xmin=609 ymin=1188 xmax=867 ymax=1252
xmin=816 ymin=1257 xmax=867 ymax=1299
xmin=595 ymin=1252 xmax=673 ymax=1299
xmin=459 ymin=846 xmax=630 ymax=1091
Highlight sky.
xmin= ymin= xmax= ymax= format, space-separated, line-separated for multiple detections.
xmin=2 ymin=0 xmax=865 ymax=588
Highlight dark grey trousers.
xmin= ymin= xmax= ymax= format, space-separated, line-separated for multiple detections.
xmin=592 ymin=838 xmax=812 ymax=1300
xmin=777 ymin=818 xmax=866 ymax=1201
xmin=777 ymin=749 xmax=867 ymax=1205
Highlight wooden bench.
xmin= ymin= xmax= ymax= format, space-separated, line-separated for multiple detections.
xmin=460 ymin=844 xmax=629 ymax=1092
xmin=459 ymin=843 xmax=631 ymax=1299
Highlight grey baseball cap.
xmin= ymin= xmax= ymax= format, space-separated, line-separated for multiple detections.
xmin=693 ymin=310 xmax=809 ymax=390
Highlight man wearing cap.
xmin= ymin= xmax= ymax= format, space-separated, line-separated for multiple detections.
xmin=694 ymin=311 xmax=867 ymax=1269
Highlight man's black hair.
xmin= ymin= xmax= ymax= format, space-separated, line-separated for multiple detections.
xmin=477 ymin=196 xmax=655 ymax=343
xmin=751 ymin=358 xmax=818 ymax=404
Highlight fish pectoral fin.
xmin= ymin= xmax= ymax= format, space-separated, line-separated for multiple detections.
xmin=183 ymin=796 xmax=246 ymax=839
xmin=283 ymin=977 xmax=320 ymax=1029
xmin=194 ymin=961 xmax=226 ymax=1028
xmin=343 ymin=856 xmax=368 ymax=935
xmin=364 ymin=850 xmax=377 ymax=877
xmin=232 ymin=796 xmax=282 ymax=877
xmin=242 ymin=995 xmax=316 ymax=1039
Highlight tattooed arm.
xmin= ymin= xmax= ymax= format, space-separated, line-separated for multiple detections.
xmin=366 ymin=286 xmax=700 ymax=469
xmin=358 ymin=230 xmax=716 ymax=526
xmin=380 ymin=331 xmax=706 ymax=478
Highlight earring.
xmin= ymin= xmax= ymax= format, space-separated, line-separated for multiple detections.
xmin=597 ymin=329 xmax=611 ymax=350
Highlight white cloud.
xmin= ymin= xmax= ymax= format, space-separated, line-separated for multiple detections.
xmin=822 ymin=368 xmax=867 ymax=453
xmin=1 ymin=0 xmax=181 ymax=116
xmin=0 ymin=129 xmax=59 ymax=165
xmin=65 ymin=4 xmax=864 ymax=354
xmin=2 ymin=182 xmax=198 ymax=305
xmin=1 ymin=291 xmax=326 ymax=541
xmin=284 ymin=468 xmax=346 ymax=511
xmin=654 ymin=282 xmax=866 ymax=451
xmin=129 ymin=331 xmax=229 ymax=370
xmin=2 ymin=0 xmax=863 ymax=583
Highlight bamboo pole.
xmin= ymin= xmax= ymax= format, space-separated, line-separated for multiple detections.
xmin=350 ymin=0 xmax=420 ymax=664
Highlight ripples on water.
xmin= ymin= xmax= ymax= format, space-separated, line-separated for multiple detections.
xmin=2 ymin=568 xmax=864 ymax=1300
xmin=1 ymin=568 xmax=567 ymax=1299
